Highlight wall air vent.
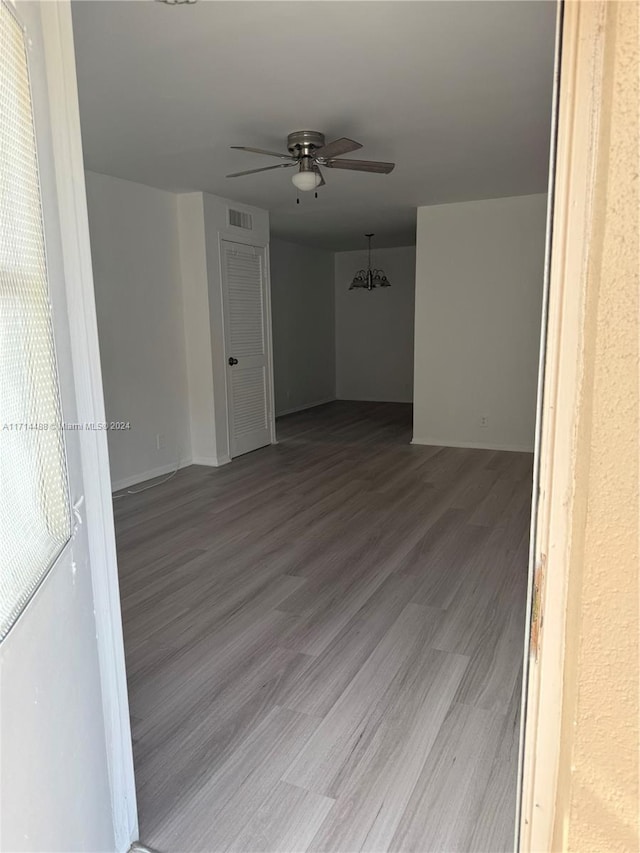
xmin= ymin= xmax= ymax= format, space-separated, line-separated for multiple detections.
xmin=228 ymin=208 xmax=253 ymax=230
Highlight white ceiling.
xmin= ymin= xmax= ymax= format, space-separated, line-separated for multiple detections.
xmin=71 ymin=1 xmax=557 ymax=251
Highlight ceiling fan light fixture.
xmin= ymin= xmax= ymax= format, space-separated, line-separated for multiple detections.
xmin=291 ymin=169 xmax=322 ymax=192
xmin=227 ymin=132 xmax=395 ymax=193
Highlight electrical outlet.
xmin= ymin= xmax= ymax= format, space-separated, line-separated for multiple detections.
xmin=479 ymin=416 xmax=489 ymax=428
xmin=155 ymin=433 xmax=165 ymax=451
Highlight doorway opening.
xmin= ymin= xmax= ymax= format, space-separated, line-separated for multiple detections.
xmin=73 ymin=2 xmax=559 ymax=850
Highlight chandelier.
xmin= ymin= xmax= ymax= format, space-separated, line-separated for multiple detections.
xmin=349 ymin=233 xmax=391 ymax=290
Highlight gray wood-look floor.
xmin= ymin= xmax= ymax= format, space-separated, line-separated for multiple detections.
xmin=114 ymin=401 xmax=533 ymax=853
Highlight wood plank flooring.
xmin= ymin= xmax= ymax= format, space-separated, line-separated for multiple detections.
xmin=114 ymin=401 xmax=533 ymax=853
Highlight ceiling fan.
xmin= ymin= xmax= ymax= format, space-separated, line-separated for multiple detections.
xmin=226 ymin=131 xmax=395 ymax=192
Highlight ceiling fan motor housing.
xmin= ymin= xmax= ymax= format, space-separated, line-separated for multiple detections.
xmin=287 ymin=130 xmax=326 ymax=159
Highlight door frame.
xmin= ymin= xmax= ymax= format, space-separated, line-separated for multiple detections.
xmin=30 ymin=0 xmax=616 ymax=849
xmin=37 ymin=2 xmax=137 ymax=849
xmin=218 ymin=235 xmax=277 ymax=457
xmin=518 ymin=1 xmax=611 ymax=849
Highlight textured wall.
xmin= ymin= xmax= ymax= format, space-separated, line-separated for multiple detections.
xmin=556 ymin=3 xmax=639 ymax=850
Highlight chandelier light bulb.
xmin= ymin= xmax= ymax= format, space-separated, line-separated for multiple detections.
xmin=292 ymin=169 xmax=321 ymax=192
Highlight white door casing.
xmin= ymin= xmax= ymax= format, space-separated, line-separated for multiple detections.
xmin=221 ymin=240 xmax=274 ymax=458
xmin=518 ymin=2 xmax=618 ymax=849
xmin=0 ymin=2 xmax=136 ymax=850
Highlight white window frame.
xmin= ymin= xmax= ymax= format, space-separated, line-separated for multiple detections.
xmin=37 ymin=2 xmax=137 ymax=848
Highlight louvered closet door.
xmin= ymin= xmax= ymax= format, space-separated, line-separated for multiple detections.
xmin=221 ymin=240 xmax=273 ymax=457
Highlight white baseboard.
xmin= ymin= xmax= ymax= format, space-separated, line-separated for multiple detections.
xmin=275 ymin=397 xmax=336 ymax=417
xmin=111 ymin=459 xmax=191 ymax=493
xmin=411 ymin=436 xmax=534 ymax=453
xmin=336 ymin=396 xmax=413 ymax=404
xmin=191 ymin=454 xmax=231 ymax=467
xmin=111 ymin=451 xmax=235 ymax=492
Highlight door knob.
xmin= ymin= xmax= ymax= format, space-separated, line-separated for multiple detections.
xmin=228 ymin=357 xmax=238 ymax=366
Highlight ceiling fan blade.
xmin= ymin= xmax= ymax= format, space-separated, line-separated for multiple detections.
xmin=325 ymin=158 xmax=395 ymax=174
xmin=313 ymin=165 xmax=326 ymax=187
xmin=226 ymin=163 xmax=295 ymax=178
xmin=230 ymin=146 xmax=294 ymax=160
xmin=314 ymin=137 xmax=362 ymax=160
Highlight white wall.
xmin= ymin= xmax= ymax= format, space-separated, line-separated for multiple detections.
xmin=335 ymin=246 xmax=416 ymax=403
xmin=413 ymin=193 xmax=547 ymax=451
xmin=87 ymin=175 xmax=272 ymax=486
xmin=177 ymin=193 xmax=217 ymax=464
xmin=270 ymin=239 xmax=335 ymax=416
xmin=85 ymin=171 xmax=191 ymax=489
